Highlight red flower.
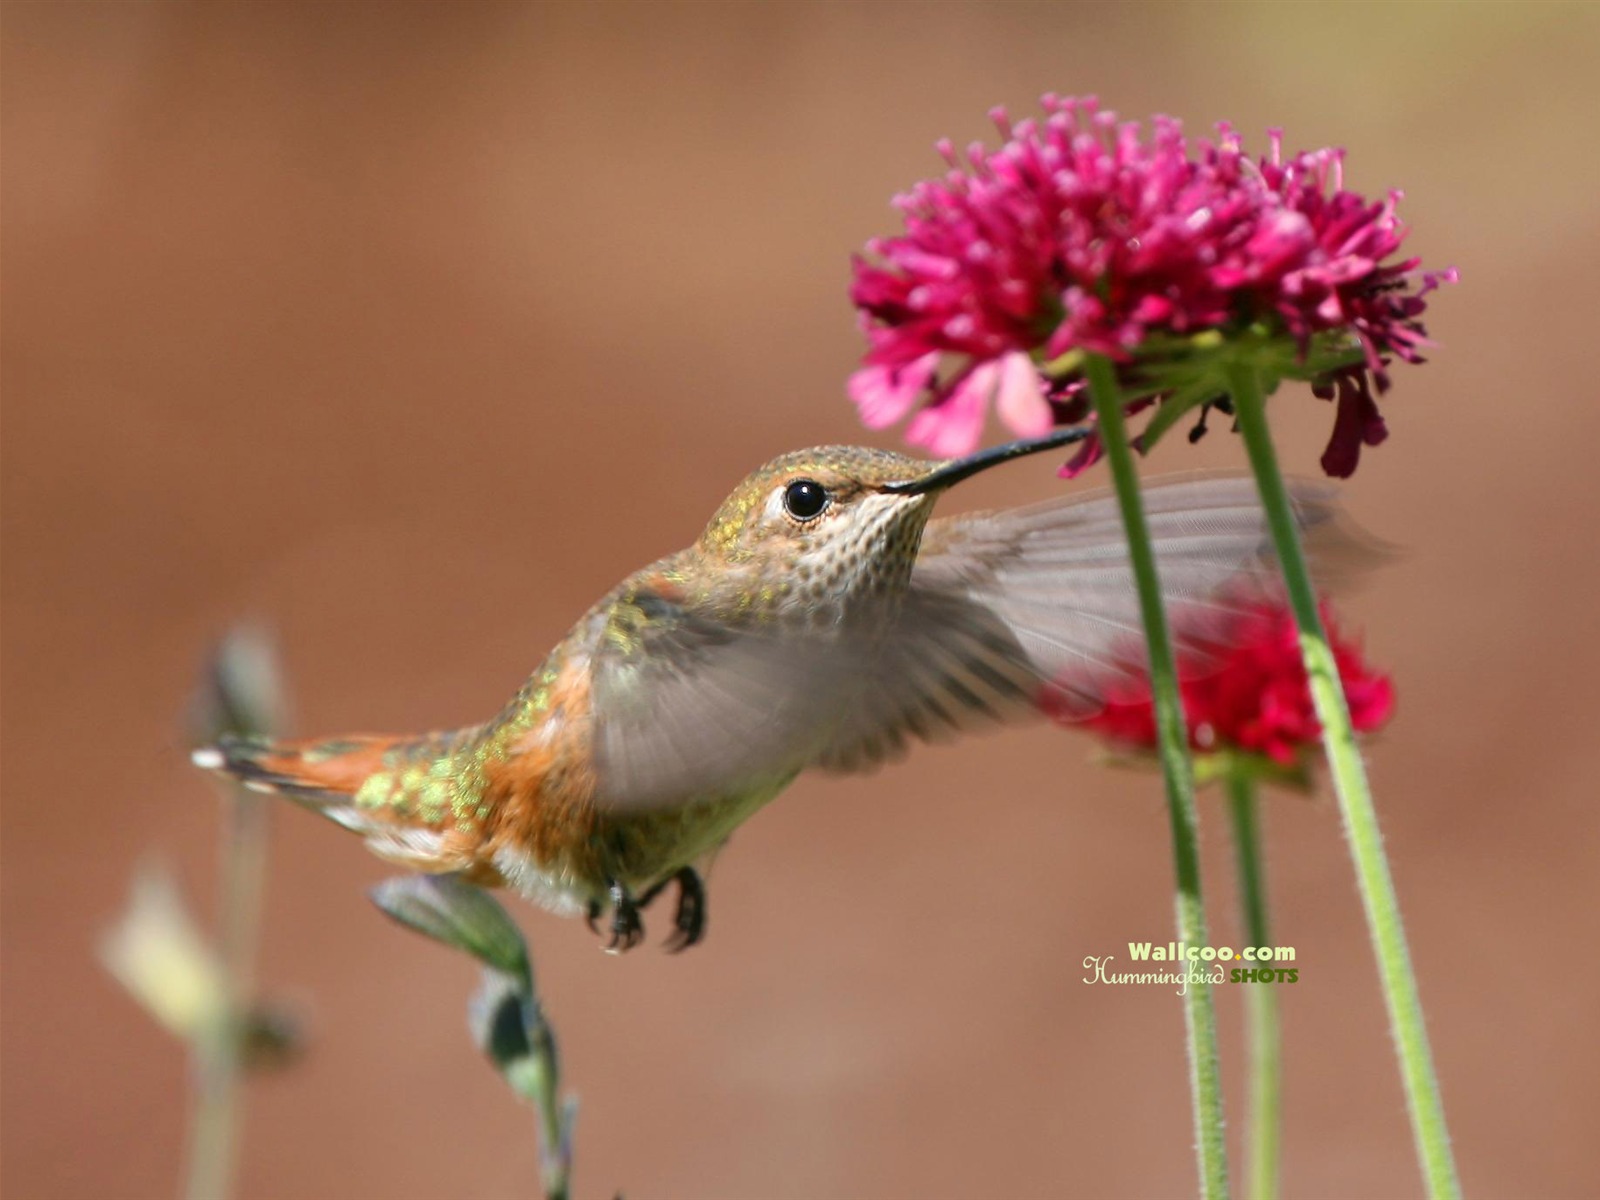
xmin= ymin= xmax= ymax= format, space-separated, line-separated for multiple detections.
xmin=849 ymin=95 xmax=1455 ymax=476
xmin=1057 ymin=598 xmax=1394 ymax=769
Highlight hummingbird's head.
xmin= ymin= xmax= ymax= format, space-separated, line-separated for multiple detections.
xmin=696 ymin=428 xmax=1091 ymax=620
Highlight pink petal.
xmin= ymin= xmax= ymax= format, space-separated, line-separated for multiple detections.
xmin=847 ymin=353 xmax=938 ymax=429
xmin=906 ymin=367 xmax=990 ymax=458
xmin=993 ymin=351 xmax=1052 ymax=438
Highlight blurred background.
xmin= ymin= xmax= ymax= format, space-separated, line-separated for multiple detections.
xmin=5 ymin=3 xmax=1599 ymax=1197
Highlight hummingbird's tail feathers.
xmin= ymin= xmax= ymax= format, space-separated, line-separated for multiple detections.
xmin=193 ymin=733 xmax=406 ymax=805
xmin=193 ymin=729 xmax=495 ymax=876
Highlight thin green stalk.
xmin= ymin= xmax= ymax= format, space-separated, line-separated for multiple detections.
xmin=185 ymin=783 xmax=269 ymax=1200
xmin=517 ymin=1010 xmax=572 ymax=1200
xmin=1226 ymin=771 xmax=1280 ymax=1200
xmin=1085 ymin=354 xmax=1230 ymax=1200
xmin=1227 ymin=362 xmax=1460 ymax=1200
xmin=372 ymin=874 xmax=576 ymax=1200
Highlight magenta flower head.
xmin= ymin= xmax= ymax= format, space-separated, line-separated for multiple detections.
xmin=849 ymin=95 xmax=1455 ymax=476
xmin=1047 ymin=596 xmax=1395 ymax=786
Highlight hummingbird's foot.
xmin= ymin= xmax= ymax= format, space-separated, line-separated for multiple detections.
xmin=599 ymin=879 xmax=645 ymax=954
xmin=634 ymin=867 xmax=707 ymax=952
xmin=663 ymin=867 xmax=706 ymax=953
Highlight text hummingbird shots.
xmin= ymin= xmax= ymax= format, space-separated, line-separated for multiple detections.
xmin=1082 ymin=943 xmax=1300 ymax=996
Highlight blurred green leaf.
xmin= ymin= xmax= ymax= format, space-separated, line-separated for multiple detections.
xmin=370 ymin=875 xmax=531 ymax=988
xmin=190 ymin=624 xmax=286 ymax=744
xmin=99 ymin=863 xmax=303 ymax=1069
xmin=100 ymin=863 xmax=228 ymax=1040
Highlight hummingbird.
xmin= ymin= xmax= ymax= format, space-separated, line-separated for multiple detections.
xmin=193 ymin=428 xmax=1341 ymax=952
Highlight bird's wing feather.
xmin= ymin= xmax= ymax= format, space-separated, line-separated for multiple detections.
xmin=588 ymin=588 xmax=862 ymax=812
xmin=813 ymin=474 xmax=1353 ymax=774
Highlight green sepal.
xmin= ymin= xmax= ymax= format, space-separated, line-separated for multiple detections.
xmin=1039 ymin=345 xmax=1086 ymax=379
xmin=1193 ymin=747 xmax=1314 ymax=794
xmin=1135 ymin=379 xmax=1227 ymax=455
xmin=1094 ymin=746 xmax=1313 ymax=794
xmin=1039 ymin=323 xmax=1370 ymax=460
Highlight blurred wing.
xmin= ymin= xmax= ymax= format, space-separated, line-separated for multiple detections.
xmin=809 ymin=585 xmax=1041 ymax=773
xmin=814 ymin=474 xmax=1355 ymax=774
xmin=589 ymin=589 xmax=860 ymax=812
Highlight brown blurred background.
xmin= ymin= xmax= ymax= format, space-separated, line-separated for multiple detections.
xmin=5 ymin=3 xmax=1599 ymax=1197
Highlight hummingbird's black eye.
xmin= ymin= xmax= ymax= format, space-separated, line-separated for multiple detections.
xmin=782 ymin=479 xmax=829 ymax=521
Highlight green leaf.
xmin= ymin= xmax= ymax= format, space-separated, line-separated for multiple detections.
xmin=370 ymin=875 xmax=531 ymax=988
xmin=100 ymin=863 xmax=228 ymax=1040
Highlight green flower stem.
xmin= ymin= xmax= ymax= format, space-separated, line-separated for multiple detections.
xmin=1226 ymin=771 xmax=1280 ymax=1200
xmin=1085 ymin=353 xmax=1230 ymax=1200
xmin=1226 ymin=362 xmax=1460 ymax=1200
xmin=492 ymin=978 xmax=571 ymax=1200
xmin=515 ymin=1011 xmax=572 ymax=1200
xmin=184 ymin=783 xmax=269 ymax=1200
xmin=372 ymin=874 xmax=575 ymax=1200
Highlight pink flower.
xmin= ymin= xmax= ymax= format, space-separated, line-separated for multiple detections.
xmin=1053 ymin=597 xmax=1394 ymax=770
xmin=849 ymin=95 xmax=1455 ymax=474
xmin=850 ymin=350 xmax=1050 ymax=457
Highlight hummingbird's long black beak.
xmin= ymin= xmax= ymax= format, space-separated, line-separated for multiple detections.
xmin=880 ymin=425 xmax=1094 ymax=495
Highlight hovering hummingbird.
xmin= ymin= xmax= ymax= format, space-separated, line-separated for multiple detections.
xmin=194 ymin=428 xmax=1340 ymax=952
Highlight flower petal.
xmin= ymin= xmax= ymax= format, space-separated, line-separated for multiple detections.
xmin=847 ymin=353 xmax=938 ymax=430
xmin=993 ymin=351 xmax=1053 ymax=438
xmin=906 ymin=366 xmax=991 ymax=458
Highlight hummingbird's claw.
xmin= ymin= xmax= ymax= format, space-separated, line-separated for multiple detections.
xmin=606 ymin=867 xmax=708 ymax=953
xmin=662 ymin=867 xmax=706 ymax=953
xmin=601 ymin=879 xmax=645 ymax=954
xmin=593 ymin=869 xmax=707 ymax=953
